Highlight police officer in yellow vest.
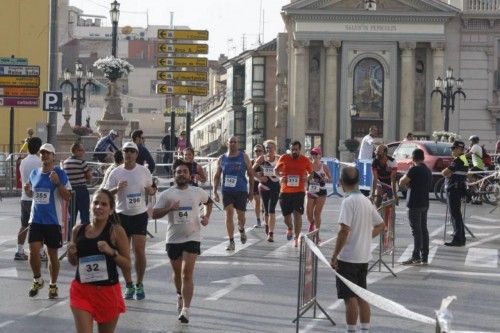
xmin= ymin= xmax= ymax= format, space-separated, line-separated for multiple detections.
xmin=442 ymin=141 xmax=468 ymax=247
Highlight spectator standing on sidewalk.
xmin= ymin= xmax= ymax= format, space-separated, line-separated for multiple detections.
xmin=358 ymin=126 xmax=378 ymax=196
xmin=182 ymin=147 xmax=207 ymax=186
xmin=177 ymin=131 xmax=187 ymax=152
xmin=131 ymin=130 xmax=155 ymax=174
xmin=16 ymin=137 xmax=42 ymax=261
xmin=19 ymin=128 xmax=35 ymax=154
xmin=161 ymin=129 xmax=178 ymax=175
xmin=330 ymin=166 xmax=384 ymax=333
xmin=399 ymin=148 xmax=432 ymax=265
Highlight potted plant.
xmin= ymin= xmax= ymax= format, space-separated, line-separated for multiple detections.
xmin=93 ymin=56 xmax=134 ymax=82
xmin=344 ymin=138 xmax=360 ymax=152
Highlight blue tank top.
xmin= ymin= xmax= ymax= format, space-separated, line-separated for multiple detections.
xmin=221 ymin=152 xmax=248 ymax=193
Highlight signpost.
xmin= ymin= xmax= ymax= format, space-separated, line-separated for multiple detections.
xmin=0 ymin=87 xmax=39 ymax=97
xmin=156 ymin=84 xmax=208 ymax=96
xmin=157 ymin=57 xmax=208 ymax=68
xmin=157 ymin=71 xmax=207 ymax=82
xmin=157 ymin=29 xmax=209 ymax=40
xmin=157 ymin=43 xmax=208 ymax=54
xmin=0 ymin=65 xmax=40 ymax=76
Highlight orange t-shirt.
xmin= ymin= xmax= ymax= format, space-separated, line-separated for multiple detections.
xmin=275 ymin=154 xmax=313 ymax=193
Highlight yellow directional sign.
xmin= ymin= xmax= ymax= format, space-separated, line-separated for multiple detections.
xmin=0 ymin=76 xmax=40 ymax=87
xmin=157 ymin=43 xmax=208 ymax=54
xmin=157 ymin=71 xmax=207 ymax=82
xmin=157 ymin=57 xmax=208 ymax=68
xmin=0 ymin=86 xmax=39 ymax=97
xmin=156 ymin=84 xmax=208 ymax=96
xmin=157 ymin=29 xmax=209 ymax=41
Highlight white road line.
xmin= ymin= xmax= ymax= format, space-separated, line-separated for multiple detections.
xmin=468 ymin=215 xmax=499 ymax=223
xmin=465 ymin=248 xmax=498 ymax=268
xmin=201 ymin=238 xmax=260 ymax=257
xmin=265 ymin=242 xmax=299 ymax=258
xmin=467 ymin=233 xmax=500 ymax=248
xmin=467 ymin=224 xmax=500 ymax=230
xmin=421 ymin=269 xmax=500 ymax=279
xmin=0 ymin=267 xmax=18 ymax=278
xmin=198 ymin=260 xmax=283 ymax=267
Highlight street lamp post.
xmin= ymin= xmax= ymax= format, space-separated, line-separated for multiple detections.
xmin=60 ymin=62 xmax=96 ymax=127
xmin=349 ymin=104 xmax=359 ymax=139
xmin=431 ymin=67 xmax=466 ymax=132
xmin=110 ymin=1 xmax=120 ymax=57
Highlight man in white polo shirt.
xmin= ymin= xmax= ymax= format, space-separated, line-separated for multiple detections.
xmin=105 ymin=141 xmax=155 ymax=300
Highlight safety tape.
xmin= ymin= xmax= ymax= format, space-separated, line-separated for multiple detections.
xmin=302 ymin=237 xmax=436 ymax=325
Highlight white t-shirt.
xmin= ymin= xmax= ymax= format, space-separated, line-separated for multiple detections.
xmin=20 ymin=154 xmax=42 ymax=201
xmin=105 ymin=164 xmax=152 ymax=216
xmin=154 ymin=186 xmax=209 ymax=244
xmin=337 ymin=193 xmax=384 ymax=263
xmin=358 ymin=134 xmax=374 ymax=160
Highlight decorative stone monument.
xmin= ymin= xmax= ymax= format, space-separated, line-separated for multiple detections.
xmin=56 ymin=98 xmax=78 ymax=153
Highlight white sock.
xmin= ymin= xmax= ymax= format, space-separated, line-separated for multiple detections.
xmin=360 ymin=322 xmax=370 ymax=332
xmin=347 ymin=324 xmax=357 ymax=332
xmin=17 ymin=244 xmax=24 ymax=253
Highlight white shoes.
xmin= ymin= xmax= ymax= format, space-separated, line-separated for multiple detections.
xmin=178 ymin=307 xmax=189 ymax=324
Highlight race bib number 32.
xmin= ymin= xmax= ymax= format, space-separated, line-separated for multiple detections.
xmin=33 ymin=188 xmax=50 ymax=204
xmin=79 ymin=255 xmax=108 ymax=283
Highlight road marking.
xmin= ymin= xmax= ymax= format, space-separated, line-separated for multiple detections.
xmin=201 ymin=238 xmax=259 ymax=257
xmin=465 ymin=248 xmax=498 ymax=268
xmin=0 ymin=267 xmax=18 ymax=278
xmin=469 ymin=215 xmax=499 ymax=223
xmin=205 ymin=274 xmax=263 ymax=301
xmin=421 ymin=269 xmax=500 ymax=279
xmin=467 ymin=233 xmax=500 ymax=248
xmin=264 ymin=242 xmax=299 ymax=258
xmin=198 ymin=260 xmax=283 ymax=267
xmin=467 ymin=224 xmax=500 ymax=230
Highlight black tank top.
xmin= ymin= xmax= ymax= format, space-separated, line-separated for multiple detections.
xmin=75 ymin=222 xmax=119 ymax=286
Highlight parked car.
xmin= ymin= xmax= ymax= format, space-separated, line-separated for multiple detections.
xmin=389 ymin=140 xmax=453 ymax=190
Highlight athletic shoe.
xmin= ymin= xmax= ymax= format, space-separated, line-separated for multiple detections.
xmin=14 ymin=252 xmax=28 ymax=261
xmin=124 ymin=283 xmax=135 ymax=300
xmin=421 ymin=260 xmax=428 ymax=266
xmin=28 ymin=279 xmax=44 ymax=297
xmin=401 ymin=258 xmax=422 ymax=266
xmin=293 ymin=237 xmax=299 ymax=248
xmin=254 ymin=219 xmax=262 ymax=228
xmin=308 ymin=223 xmax=315 ymax=233
xmin=267 ymin=232 xmax=274 ymax=242
xmin=40 ymin=251 xmax=48 ymax=262
xmin=178 ymin=307 xmax=189 ymax=324
xmin=177 ymin=294 xmax=183 ymax=314
xmin=135 ymin=283 xmax=145 ymax=300
xmin=225 ymin=241 xmax=235 ymax=251
xmin=286 ymin=229 xmax=293 ymax=241
xmin=48 ymin=284 xmax=58 ymax=299
xmin=239 ymin=229 xmax=247 ymax=244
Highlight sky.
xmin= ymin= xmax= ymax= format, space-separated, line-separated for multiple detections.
xmin=69 ymin=0 xmax=290 ymax=60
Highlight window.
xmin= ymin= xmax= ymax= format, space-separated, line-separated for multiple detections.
xmin=252 ymin=57 xmax=265 ymax=97
xmin=353 ymin=58 xmax=384 ymax=119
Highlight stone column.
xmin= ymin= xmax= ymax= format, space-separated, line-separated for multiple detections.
xmin=96 ymin=80 xmax=129 ymax=146
xmin=290 ymin=40 xmax=309 ymax=143
xmin=56 ymin=97 xmax=78 ymax=153
xmin=324 ymin=40 xmax=341 ymax=157
xmin=431 ymin=42 xmax=445 ymax=132
xmin=399 ymin=42 xmax=416 ymax=139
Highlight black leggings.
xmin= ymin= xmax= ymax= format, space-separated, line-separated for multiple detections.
xmin=260 ymin=185 xmax=280 ymax=215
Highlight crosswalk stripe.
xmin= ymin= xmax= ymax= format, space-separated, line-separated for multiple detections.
xmin=202 ymin=238 xmax=260 ymax=257
xmin=465 ymin=248 xmax=498 ymax=268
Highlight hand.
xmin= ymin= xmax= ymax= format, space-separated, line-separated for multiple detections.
xmin=117 ymin=180 xmax=128 ymax=191
xmin=49 ymin=171 xmax=60 ymax=185
xmin=67 ymin=243 xmax=77 ymax=256
xmin=247 ymin=192 xmax=254 ymax=202
xmin=330 ymin=255 xmax=338 ymax=270
xmin=394 ymin=197 xmax=399 ymax=206
xmin=200 ymin=215 xmax=209 ymax=226
xmin=260 ymin=176 xmax=268 ymax=183
xmin=168 ymin=200 xmax=180 ymax=211
xmin=24 ymin=182 xmax=32 ymax=193
xmin=213 ymin=192 xmax=220 ymax=203
xmin=97 ymin=240 xmax=113 ymax=256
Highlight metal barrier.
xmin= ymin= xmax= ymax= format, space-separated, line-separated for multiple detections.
xmin=356 ymin=159 xmax=373 ymax=192
xmin=293 ymin=230 xmax=335 ymax=332
xmin=369 ymin=198 xmax=397 ymax=277
xmin=322 ymin=158 xmax=343 ymax=197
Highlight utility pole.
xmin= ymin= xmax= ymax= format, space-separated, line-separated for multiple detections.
xmin=47 ymin=0 xmax=58 ymax=144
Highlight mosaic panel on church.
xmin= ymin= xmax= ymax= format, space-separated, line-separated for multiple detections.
xmin=307 ymin=48 xmax=321 ymax=131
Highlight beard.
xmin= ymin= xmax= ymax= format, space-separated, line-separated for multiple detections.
xmin=292 ymin=152 xmax=299 ymax=159
xmin=175 ymin=176 xmax=189 ymax=187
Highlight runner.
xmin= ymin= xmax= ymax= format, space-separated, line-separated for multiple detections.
xmin=370 ymin=144 xmax=398 ymax=207
xmin=104 ymin=141 xmax=156 ymax=300
xmin=275 ymin=140 xmax=313 ymax=247
xmin=67 ymin=189 xmax=130 ymax=333
xmin=251 ymin=144 xmax=264 ymax=228
xmin=182 ymin=147 xmax=207 ymax=186
xmin=213 ymin=136 xmax=254 ymax=251
xmin=94 ymin=129 xmax=119 ymax=163
xmin=306 ymin=147 xmax=331 ymax=240
xmin=152 ymin=159 xmax=213 ymax=324
xmin=16 ymin=137 xmax=42 ymax=261
xmin=25 ymin=143 xmax=72 ymax=299
xmin=253 ymin=140 xmax=281 ymax=242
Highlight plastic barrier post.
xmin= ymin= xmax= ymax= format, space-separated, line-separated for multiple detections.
xmin=326 ymin=159 xmax=342 ymax=197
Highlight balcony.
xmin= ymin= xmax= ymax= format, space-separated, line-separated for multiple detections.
xmin=464 ymin=0 xmax=500 ymax=12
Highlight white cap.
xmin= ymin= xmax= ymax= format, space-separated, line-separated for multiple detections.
xmin=109 ymin=129 xmax=117 ymax=136
xmin=39 ymin=143 xmax=56 ymax=154
xmin=122 ymin=141 xmax=138 ymax=151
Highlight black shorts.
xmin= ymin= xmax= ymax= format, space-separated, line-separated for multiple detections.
xmin=336 ymin=260 xmax=368 ymax=299
xmin=118 ymin=212 xmax=149 ymax=237
xmin=279 ymin=192 xmax=305 ymax=216
xmin=21 ymin=200 xmax=32 ymax=227
xmin=222 ymin=191 xmax=247 ymax=211
xmin=28 ymin=223 xmax=63 ymax=249
xmin=166 ymin=241 xmax=201 ymax=260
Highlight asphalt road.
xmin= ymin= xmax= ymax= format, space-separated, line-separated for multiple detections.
xmin=0 ymin=194 xmax=498 ymax=333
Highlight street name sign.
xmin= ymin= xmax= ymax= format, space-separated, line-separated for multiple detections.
xmin=157 ymin=57 xmax=208 ymax=68
xmin=0 ymin=87 xmax=39 ymax=97
xmin=0 ymin=76 xmax=40 ymax=87
xmin=156 ymin=84 xmax=208 ymax=96
xmin=157 ymin=29 xmax=209 ymax=40
xmin=157 ymin=71 xmax=207 ymax=82
xmin=0 ymin=57 xmax=28 ymax=65
xmin=0 ymin=65 xmax=40 ymax=76
xmin=157 ymin=43 xmax=208 ymax=54
xmin=0 ymin=97 xmax=39 ymax=107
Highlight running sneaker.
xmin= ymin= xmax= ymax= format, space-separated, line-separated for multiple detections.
xmin=40 ymin=251 xmax=48 ymax=262
xmin=177 ymin=294 xmax=183 ymax=314
xmin=28 ymin=278 xmax=44 ymax=297
xmin=135 ymin=283 xmax=145 ymax=300
xmin=401 ymin=258 xmax=422 ymax=266
xmin=14 ymin=252 xmax=28 ymax=261
xmin=286 ymin=229 xmax=293 ymax=241
xmin=124 ymin=283 xmax=135 ymax=300
xmin=308 ymin=223 xmax=315 ymax=233
xmin=48 ymin=284 xmax=58 ymax=299
xmin=254 ymin=219 xmax=262 ymax=228
xmin=225 ymin=241 xmax=235 ymax=251
xmin=267 ymin=232 xmax=274 ymax=242
xmin=239 ymin=229 xmax=247 ymax=244
xmin=178 ymin=307 xmax=189 ymax=324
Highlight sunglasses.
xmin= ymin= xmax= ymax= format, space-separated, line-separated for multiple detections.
xmin=123 ymin=148 xmax=137 ymax=153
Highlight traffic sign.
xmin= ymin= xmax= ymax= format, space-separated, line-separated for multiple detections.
xmin=0 ymin=65 xmax=40 ymax=76
xmin=157 ymin=71 xmax=207 ymax=82
xmin=157 ymin=43 xmax=208 ymax=54
xmin=157 ymin=57 xmax=208 ymax=68
xmin=0 ymin=87 xmax=39 ymax=97
xmin=42 ymin=91 xmax=63 ymax=112
xmin=157 ymin=29 xmax=209 ymax=41
xmin=0 ymin=57 xmax=28 ymax=65
xmin=0 ymin=97 xmax=39 ymax=107
xmin=156 ymin=84 xmax=208 ymax=96
xmin=0 ymin=76 xmax=39 ymax=87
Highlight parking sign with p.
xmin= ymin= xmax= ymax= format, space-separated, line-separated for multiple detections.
xmin=42 ymin=91 xmax=63 ymax=111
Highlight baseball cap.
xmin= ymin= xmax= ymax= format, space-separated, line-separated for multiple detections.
xmin=451 ymin=141 xmax=465 ymax=150
xmin=311 ymin=147 xmax=322 ymax=155
xmin=109 ymin=129 xmax=118 ymax=136
xmin=122 ymin=141 xmax=138 ymax=151
xmin=39 ymin=143 xmax=56 ymax=154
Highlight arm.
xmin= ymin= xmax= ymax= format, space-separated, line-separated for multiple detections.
xmin=244 ymin=154 xmax=254 ymax=200
xmin=196 ymin=164 xmax=207 ymax=183
xmin=390 ymin=169 xmax=398 ymax=204
xmin=212 ymin=157 xmax=222 ymax=201
xmin=50 ymin=170 xmax=71 ymax=201
xmin=372 ymin=222 xmax=385 ymax=238
xmin=152 ymin=199 xmax=180 ymax=220
xmin=104 ymin=224 xmax=131 ymax=272
xmin=200 ymin=197 xmax=213 ymax=226
xmin=67 ymin=225 xmax=82 ymax=266
xmin=109 ymin=138 xmax=119 ymax=152
xmin=144 ymin=149 xmax=156 ymax=173
xmin=370 ymin=168 xmax=379 ymax=198
xmin=442 ymin=167 xmax=452 ymax=177
xmin=323 ymin=163 xmax=332 ymax=182
xmin=399 ymin=174 xmax=411 ymax=190
xmin=330 ymin=223 xmax=351 ymax=269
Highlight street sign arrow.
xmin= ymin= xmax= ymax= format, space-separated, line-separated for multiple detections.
xmin=0 ymin=76 xmax=39 ymax=87
xmin=157 ymin=29 xmax=209 ymax=40
xmin=205 ymin=274 xmax=263 ymax=301
xmin=157 ymin=71 xmax=207 ymax=82
xmin=0 ymin=87 xmax=39 ymax=97
xmin=156 ymin=84 xmax=208 ymax=96
xmin=0 ymin=65 xmax=40 ymax=76
xmin=156 ymin=57 xmax=208 ymax=68
xmin=157 ymin=43 xmax=208 ymax=54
